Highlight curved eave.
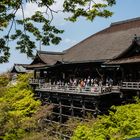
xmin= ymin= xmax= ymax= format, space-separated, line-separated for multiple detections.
xmin=10 ymin=66 xmax=26 ymax=73
xmin=26 ymin=64 xmax=49 ymax=70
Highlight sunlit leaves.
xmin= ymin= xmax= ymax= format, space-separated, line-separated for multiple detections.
xmin=0 ymin=74 xmax=41 ymax=139
xmin=63 ymin=0 xmax=115 ymax=22
xmin=0 ymin=74 xmax=9 ymax=88
xmin=31 ymin=11 xmax=46 ymax=23
xmin=72 ymin=102 xmax=140 ymax=140
xmin=16 ymin=34 xmax=36 ymax=57
xmin=107 ymin=0 xmax=116 ymax=6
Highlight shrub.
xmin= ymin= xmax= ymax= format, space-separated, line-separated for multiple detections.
xmin=72 ymin=102 xmax=140 ymax=140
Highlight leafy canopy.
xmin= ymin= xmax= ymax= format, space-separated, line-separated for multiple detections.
xmin=0 ymin=0 xmax=116 ymax=63
xmin=0 ymin=74 xmax=41 ymax=140
xmin=72 ymin=102 xmax=140 ymax=140
xmin=0 ymin=74 xmax=10 ymax=88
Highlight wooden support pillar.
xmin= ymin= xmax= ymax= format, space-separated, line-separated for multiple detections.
xmin=40 ymin=70 xmax=44 ymax=78
xmin=82 ymin=96 xmax=86 ymax=117
xmin=34 ymin=70 xmax=37 ymax=79
xmin=121 ymin=67 xmax=124 ymax=81
xmin=92 ymin=98 xmax=98 ymax=117
xmin=49 ymin=93 xmax=52 ymax=104
xmin=39 ymin=92 xmax=42 ymax=100
xmin=62 ymin=73 xmax=65 ymax=79
xmin=59 ymin=95 xmax=62 ymax=123
xmin=71 ymin=95 xmax=74 ymax=116
xmin=113 ymin=68 xmax=116 ymax=85
xmin=137 ymin=91 xmax=140 ymax=97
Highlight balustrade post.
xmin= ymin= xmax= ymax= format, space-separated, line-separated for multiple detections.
xmin=126 ymin=82 xmax=128 ymax=88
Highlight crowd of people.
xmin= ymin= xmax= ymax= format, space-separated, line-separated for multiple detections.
xmin=51 ymin=76 xmax=113 ymax=86
xmin=46 ymin=76 xmax=114 ymax=93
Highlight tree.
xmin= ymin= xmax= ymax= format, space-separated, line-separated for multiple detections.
xmin=0 ymin=73 xmax=10 ymax=88
xmin=72 ymin=101 xmax=140 ymax=140
xmin=0 ymin=0 xmax=116 ymax=63
xmin=0 ymin=74 xmax=41 ymax=139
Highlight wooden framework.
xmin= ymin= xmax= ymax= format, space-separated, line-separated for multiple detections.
xmin=27 ymin=18 xmax=140 ymax=125
xmin=29 ymin=38 xmax=140 ymax=123
xmin=35 ymin=89 xmax=122 ymax=123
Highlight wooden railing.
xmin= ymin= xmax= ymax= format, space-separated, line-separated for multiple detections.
xmin=121 ymin=82 xmax=140 ymax=90
xmin=29 ymin=78 xmax=45 ymax=84
xmin=37 ymin=83 xmax=121 ymax=94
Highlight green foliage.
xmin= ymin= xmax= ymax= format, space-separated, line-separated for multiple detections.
xmin=0 ymin=74 xmax=10 ymax=87
xmin=63 ymin=0 xmax=115 ymax=22
xmin=0 ymin=0 xmax=116 ymax=63
xmin=22 ymin=131 xmax=59 ymax=140
xmin=0 ymin=74 xmax=41 ymax=140
xmin=72 ymin=102 xmax=140 ymax=140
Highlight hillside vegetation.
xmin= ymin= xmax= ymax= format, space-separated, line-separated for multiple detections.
xmin=72 ymin=101 xmax=140 ymax=140
xmin=0 ymin=74 xmax=140 ymax=140
xmin=0 ymin=74 xmax=41 ymax=139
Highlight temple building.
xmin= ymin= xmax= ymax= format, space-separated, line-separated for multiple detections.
xmin=27 ymin=17 xmax=140 ymax=121
xmin=28 ymin=17 xmax=140 ymax=88
xmin=10 ymin=63 xmax=28 ymax=74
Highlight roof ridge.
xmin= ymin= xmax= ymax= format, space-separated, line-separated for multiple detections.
xmin=111 ymin=17 xmax=140 ymax=26
xmin=64 ymin=17 xmax=140 ymax=53
xmin=37 ymin=50 xmax=65 ymax=55
xmin=14 ymin=63 xmax=29 ymax=65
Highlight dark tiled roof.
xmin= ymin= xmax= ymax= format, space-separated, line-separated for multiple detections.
xmin=105 ymin=56 xmax=140 ymax=65
xmin=10 ymin=64 xmax=28 ymax=73
xmin=29 ymin=51 xmax=64 ymax=69
xmin=26 ymin=64 xmax=47 ymax=69
xmin=37 ymin=51 xmax=64 ymax=65
xmin=29 ymin=17 xmax=140 ymax=67
xmin=15 ymin=64 xmax=29 ymax=68
xmin=63 ymin=17 xmax=140 ymax=63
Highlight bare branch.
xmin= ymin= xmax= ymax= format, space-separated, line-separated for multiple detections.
xmin=21 ymin=3 xmax=26 ymax=34
xmin=6 ymin=9 xmax=18 ymax=45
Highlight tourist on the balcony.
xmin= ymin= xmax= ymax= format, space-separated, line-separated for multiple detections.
xmin=84 ymin=78 xmax=87 ymax=84
xmin=69 ymin=78 xmax=73 ymax=86
xmin=91 ymin=82 xmax=99 ymax=93
xmin=91 ymin=78 xmax=94 ymax=86
xmin=86 ymin=76 xmax=91 ymax=86
xmin=94 ymin=77 xmax=98 ymax=84
xmin=80 ymin=79 xmax=85 ymax=88
xmin=77 ymin=82 xmax=82 ymax=92
xmin=73 ymin=78 xmax=78 ymax=86
xmin=99 ymin=79 xmax=103 ymax=87
xmin=108 ymin=77 xmax=113 ymax=86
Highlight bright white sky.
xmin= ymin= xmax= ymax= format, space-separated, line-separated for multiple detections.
xmin=1 ymin=0 xmax=140 ymax=73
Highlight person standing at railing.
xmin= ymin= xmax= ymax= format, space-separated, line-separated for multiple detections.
xmin=73 ymin=78 xmax=78 ymax=86
xmin=91 ymin=78 xmax=94 ymax=86
xmin=86 ymin=76 xmax=91 ymax=86
xmin=69 ymin=78 xmax=73 ymax=86
xmin=108 ymin=77 xmax=113 ymax=86
xmin=77 ymin=83 xmax=82 ymax=93
xmin=91 ymin=82 xmax=99 ymax=93
xmin=80 ymin=79 xmax=85 ymax=88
